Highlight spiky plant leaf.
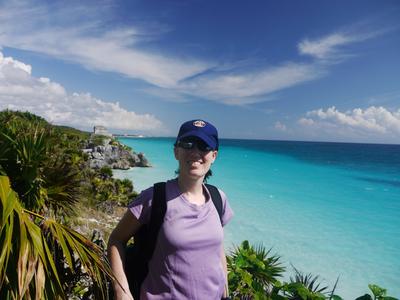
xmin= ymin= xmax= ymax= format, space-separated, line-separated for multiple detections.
xmin=289 ymin=265 xmax=328 ymax=294
xmin=0 ymin=176 xmax=114 ymax=299
xmin=355 ymin=295 xmax=373 ymax=300
xmin=227 ymin=240 xmax=285 ymax=299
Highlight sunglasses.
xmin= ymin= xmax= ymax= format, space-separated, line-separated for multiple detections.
xmin=176 ymin=140 xmax=214 ymax=152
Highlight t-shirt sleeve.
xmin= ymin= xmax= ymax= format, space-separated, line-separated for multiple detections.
xmin=128 ymin=187 xmax=154 ymax=225
xmin=218 ymin=189 xmax=234 ymax=226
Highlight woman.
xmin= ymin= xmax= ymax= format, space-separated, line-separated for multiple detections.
xmin=108 ymin=119 xmax=234 ymax=300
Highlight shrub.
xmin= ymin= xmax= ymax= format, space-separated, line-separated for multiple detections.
xmin=227 ymin=240 xmax=285 ymax=299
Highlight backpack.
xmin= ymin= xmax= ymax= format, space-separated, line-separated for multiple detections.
xmin=125 ymin=182 xmax=223 ymax=299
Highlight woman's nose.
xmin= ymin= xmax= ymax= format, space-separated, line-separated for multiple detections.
xmin=187 ymin=146 xmax=203 ymax=156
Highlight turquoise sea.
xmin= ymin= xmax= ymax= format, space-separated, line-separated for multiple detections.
xmin=114 ymin=137 xmax=400 ymax=299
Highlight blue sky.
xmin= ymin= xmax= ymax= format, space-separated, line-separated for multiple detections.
xmin=0 ymin=0 xmax=399 ymax=144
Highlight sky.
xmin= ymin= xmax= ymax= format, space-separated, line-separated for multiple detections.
xmin=0 ymin=0 xmax=399 ymax=144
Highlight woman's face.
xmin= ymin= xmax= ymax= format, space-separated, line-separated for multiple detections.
xmin=174 ymin=139 xmax=217 ymax=180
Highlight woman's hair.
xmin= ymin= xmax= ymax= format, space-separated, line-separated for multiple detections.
xmin=204 ymin=169 xmax=213 ymax=182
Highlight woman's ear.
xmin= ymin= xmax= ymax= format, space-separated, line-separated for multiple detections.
xmin=211 ymin=150 xmax=218 ymax=163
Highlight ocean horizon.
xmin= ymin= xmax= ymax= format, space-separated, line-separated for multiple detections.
xmin=114 ymin=137 xmax=400 ymax=299
xmin=114 ymin=135 xmax=400 ymax=146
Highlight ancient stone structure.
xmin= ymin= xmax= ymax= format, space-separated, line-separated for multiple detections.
xmin=93 ymin=125 xmax=112 ymax=137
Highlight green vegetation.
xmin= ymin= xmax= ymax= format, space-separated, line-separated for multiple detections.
xmin=0 ymin=110 xmax=136 ymax=299
xmin=227 ymin=240 xmax=398 ymax=300
xmin=91 ymin=134 xmax=110 ymax=146
xmin=0 ymin=176 xmax=113 ymax=299
xmin=75 ymin=165 xmax=136 ymax=212
xmin=227 ymin=240 xmax=284 ymax=298
xmin=0 ymin=109 xmax=82 ymax=214
xmin=354 ymin=284 xmax=398 ymax=300
xmin=0 ymin=110 xmax=136 ymax=211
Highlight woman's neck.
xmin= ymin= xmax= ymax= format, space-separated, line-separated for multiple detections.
xmin=177 ymin=176 xmax=206 ymax=205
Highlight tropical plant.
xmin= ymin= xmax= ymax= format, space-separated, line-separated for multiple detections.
xmin=279 ymin=266 xmax=330 ymax=300
xmin=91 ymin=134 xmax=109 ymax=147
xmin=227 ymin=240 xmax=285 ymax=299
xmin=0 ymin=110 xmax=82 ymax=215
xmin=355 ymin=284 xmax=398 ymax=300
xmin=0 ymin=118 xmax=49 ymax=211
xmin=99 ymin=166 xmax=113 ymax=179
xmin=86 ymin=169 xmax=136 ymax=209
xmin=0 ymin=175 xmax=115 ymax=299
xmin=273 ymin=281 xmax=327 ymax=300
xmin=42 ymin=156 xmax=82 ymax=217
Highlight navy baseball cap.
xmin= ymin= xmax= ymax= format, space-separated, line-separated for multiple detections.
xmin=176 ymin=120 xmax=219 ymax=150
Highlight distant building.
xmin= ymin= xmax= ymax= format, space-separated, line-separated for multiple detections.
xmin=93 ymin=126 xmax=112 ymax=137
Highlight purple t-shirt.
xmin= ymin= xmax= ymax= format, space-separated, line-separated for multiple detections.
xmin=128 ymin=179 xmax=234 ymax=300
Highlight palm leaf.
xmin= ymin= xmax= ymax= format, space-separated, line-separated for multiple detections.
xmin=1 ymin=114 xmax=84 ymax=217
xmin=0 ymin=176 xmax=114 ymax=299
xmin=283 ymin=265 xmax=329 ymax=300
xmin=289 ymin=265 xmax=328 ymax=294
xmin=227 ymin=240 xmax=285 ymax=298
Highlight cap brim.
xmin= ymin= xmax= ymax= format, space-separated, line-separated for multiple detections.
xmin=178 ymin=131 xmax=217 ymax=150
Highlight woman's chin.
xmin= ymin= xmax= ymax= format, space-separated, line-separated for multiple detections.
xmin=186 ymin=169 xmax=206 ymax=179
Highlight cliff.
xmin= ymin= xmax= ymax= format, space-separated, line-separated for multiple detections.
xmin=83 ymin=137 xmax=150 ymax=170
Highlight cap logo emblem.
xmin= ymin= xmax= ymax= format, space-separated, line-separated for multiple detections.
xmin=193 ymin=120 xmax=206 ymax=127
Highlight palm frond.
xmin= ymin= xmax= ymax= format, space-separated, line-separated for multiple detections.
xmin=0 ymin=175 xmax=114 ymax=299
xmin=1 ymin=115 xmax=84 ymax=217
xmin=227 ymin=240 xmax=285 ymax=299
xmin=0 ymin=121 xmax=49 ymax=211
xmin=290 ymin=265 xmax=328 ymax=294
xmin=283 ymin=265 xmax=329 ymax=300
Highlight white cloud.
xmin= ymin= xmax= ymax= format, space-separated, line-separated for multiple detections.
xmin=178 ymin=27 xmax=385 ymax=105
xmin=298 ymin=29 xmax=382 ymax=60
xmin=298 ymin=118 xmax=314 ymax=126
xmin=0 ymin=1 xmax=338 ymax=106
xmin=0 ymin=1 xmax=211 ymax=88
xmin=298 ymin=33 xmax=353 ymax=59
xmin=180 ymin=63 xmax=323 ymax=105
xmin=0 ymin=1 xmax=390 ymax=107
xmin=298 ymin=106 xmax=400 ymax=141
xmin=274 ymin=121 xmax=287 ymax=131
xmin=0 ymin=51 xmax=162 ymax=132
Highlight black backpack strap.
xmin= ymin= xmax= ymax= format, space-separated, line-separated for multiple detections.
xmin=205 ymin=184 xmax=223 ymax=225
xmin=145 ymin=182 xmax=167 ymax=260
xmin=125 ymin=182 xmax=167 ymax=299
